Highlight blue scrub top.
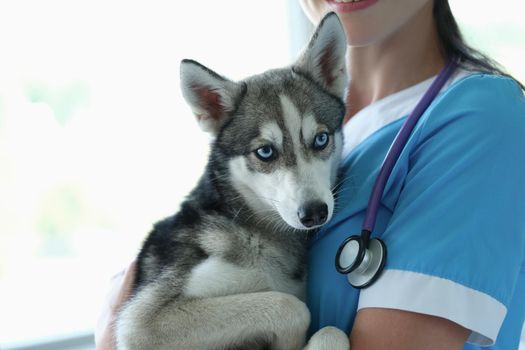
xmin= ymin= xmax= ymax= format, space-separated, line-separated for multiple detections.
xmin=307 ymin=74 xmax=525 ymax=349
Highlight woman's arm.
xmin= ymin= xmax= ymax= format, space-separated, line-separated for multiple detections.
xmin=95 ymin=260 xmax=136 ymax=350
xmin=350 ymin=308 xmax=470 ymax=350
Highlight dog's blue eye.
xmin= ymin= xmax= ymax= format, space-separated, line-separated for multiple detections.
xmin=255 ymin=145 xmax=275 ymax=161
xmin=313 ymin=132 xmax=329 ymax=150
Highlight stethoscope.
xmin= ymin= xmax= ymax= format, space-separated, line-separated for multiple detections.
xmin=335 ymin=58 xmax=458 ymax=289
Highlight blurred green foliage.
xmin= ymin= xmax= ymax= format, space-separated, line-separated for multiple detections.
xmin=460 ymin=22 xmax=525 ymax=83
xmin=35 ymin=184 xmax=113 ymax=256
xmin=462 ymin=23 xmax=525 ymax=47
xmin=36 ymin=185 xmax=85 ymax=255
xmin=25 ymin=81 xmax=89 ymax=126
xmin=0 ymin=97 xmax=3 ymax=128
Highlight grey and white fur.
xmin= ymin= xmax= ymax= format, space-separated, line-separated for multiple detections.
xmin=116 ymin=12 xmax=350 ymax=350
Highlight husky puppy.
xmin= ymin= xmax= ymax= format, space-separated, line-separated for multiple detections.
xmin=116 ymin=13 xmax=350 ymax=350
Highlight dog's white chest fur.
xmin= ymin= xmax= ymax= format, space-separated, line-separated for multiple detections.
xmin=184 ymin=250 xmax=305 ymax=300
xmin=184 ymin=257 xmax=301 ymax=298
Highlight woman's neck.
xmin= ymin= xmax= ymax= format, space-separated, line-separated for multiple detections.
xmin=344 ymin=2 xmax=446 ymax=122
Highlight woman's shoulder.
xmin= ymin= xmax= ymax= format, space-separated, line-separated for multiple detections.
xmin=448 ymin=71 xmax=522 ymax=96
xmin=418 ymin=72 xmax=525 ymax=139
xmin=441 ymin=72 xmax=523 ymax=114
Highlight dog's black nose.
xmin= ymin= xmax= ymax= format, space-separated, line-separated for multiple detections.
xmin=298 ymin=202 xmax=328 ymax=228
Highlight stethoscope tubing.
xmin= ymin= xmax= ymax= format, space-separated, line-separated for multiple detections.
xmin=361 ymin=58 xmax=458 ymax=233
xmin=335 ymin=58 xmax=459 ymax=288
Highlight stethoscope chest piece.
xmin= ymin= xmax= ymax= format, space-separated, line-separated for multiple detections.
xmin=335 ymin=234 xmax=387 ymax=289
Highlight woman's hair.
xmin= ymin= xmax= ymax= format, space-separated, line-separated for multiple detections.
xmin=434 ymin=0 xmax=524 ymax=88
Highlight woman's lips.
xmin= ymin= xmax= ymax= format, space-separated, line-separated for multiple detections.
xmin=327 ymin=0 xmax=379 ymax=13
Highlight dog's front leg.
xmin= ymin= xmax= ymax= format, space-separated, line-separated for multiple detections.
xmin=117 ymin=290 xmax=310 ymax=350
xmin=304 ymin=326 xmax=350 ymax=350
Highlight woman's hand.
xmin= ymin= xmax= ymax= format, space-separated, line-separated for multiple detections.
xmin=95 ymin=260 xmax=137 ymax=350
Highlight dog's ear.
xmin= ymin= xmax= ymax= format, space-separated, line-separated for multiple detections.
xmin=180 ymin=59 xmax=245 ymax=135
xmin=293 ymin=12 xmax=348 ymax=100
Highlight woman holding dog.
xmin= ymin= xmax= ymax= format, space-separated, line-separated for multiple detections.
xmin=96 ymin=0 xmax=525 ymax=349
xmin=300 ymin=0 xmax=525 ymax=349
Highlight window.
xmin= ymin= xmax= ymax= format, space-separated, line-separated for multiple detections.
xmin=450 ymin=1 xmax=525 ymax=83
xmin=0 ymin=1 xmax=293 ymax=347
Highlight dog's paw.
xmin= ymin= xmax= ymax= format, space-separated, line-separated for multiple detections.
xmin=269 ymin=292 xmax=311 ymax=350
xmin=304 ymin=326 xmax=349 ymax=350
